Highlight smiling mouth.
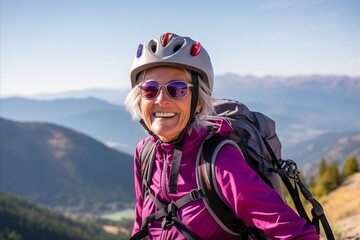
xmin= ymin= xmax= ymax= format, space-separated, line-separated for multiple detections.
xmin=154 ymin=112 xmax=176 ymax=118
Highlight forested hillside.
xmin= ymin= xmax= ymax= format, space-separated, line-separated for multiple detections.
xmin=0 ymin=192 xmax=129 ymax=240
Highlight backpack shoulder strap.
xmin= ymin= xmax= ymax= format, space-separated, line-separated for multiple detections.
xmin=139 ymin=138 xmax=157 ymax=197
xmin=196 ymin=134 xmax=248 ymax=236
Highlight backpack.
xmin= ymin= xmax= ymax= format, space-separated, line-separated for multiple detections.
xmin=130 ymin=98 xmax=335 ymax=240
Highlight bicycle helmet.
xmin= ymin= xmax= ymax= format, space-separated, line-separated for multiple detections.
xmin=130 ymin=32 xmax=214 ymax=92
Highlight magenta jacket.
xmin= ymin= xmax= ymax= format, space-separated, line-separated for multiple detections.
xmin=131 ymin=119 xmax=319 ymax=239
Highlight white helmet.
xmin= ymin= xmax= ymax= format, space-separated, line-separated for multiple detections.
xmin=130 ymin=33 xmax=214 ymax=92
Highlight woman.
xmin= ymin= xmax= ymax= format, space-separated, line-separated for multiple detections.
xmin=125 ymin=33 xmax=319 ymax=240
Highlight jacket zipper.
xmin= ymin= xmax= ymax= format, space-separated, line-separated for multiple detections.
xmin=160 ymin=152 xmax=170 ymax=240
xmin=161 ymin=153 xmax=171 ymax=202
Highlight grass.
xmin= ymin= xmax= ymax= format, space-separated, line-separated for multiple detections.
xmin=101 ymin=208 xmax=134 ymax=222
xmin=318 ymin=172 xmax=360 ymax=239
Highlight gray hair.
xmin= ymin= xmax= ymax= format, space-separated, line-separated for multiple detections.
xmin=124 ymin=68 xmax=215 ymax=133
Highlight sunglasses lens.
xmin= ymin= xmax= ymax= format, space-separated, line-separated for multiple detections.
xmin=139 ymin=82 xmax=159 ymax=99
xmin=139 ymin=81 xmax=190 ymax=99
xmin=167 ymin=81 xmax=188 ymax=98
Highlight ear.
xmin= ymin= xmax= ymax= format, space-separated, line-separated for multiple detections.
xmin=138 ymin=100 xmax=143 ymax=113
xmin=195 ymin=103 xmax=202 ymax=114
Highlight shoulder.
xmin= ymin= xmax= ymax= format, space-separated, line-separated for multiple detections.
xmin=204 ymin=135 xmax=245 ymax=162
xmin=218 ymin=141 xmax=245 ymax=162
xmin=209 ymin=137 xmax=252 ymax=175
xmin=135 ymin=136 xmax=155 ymax=159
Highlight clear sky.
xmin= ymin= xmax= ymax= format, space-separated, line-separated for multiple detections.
xmin=1 ymin=0 xmax=359 ymax=97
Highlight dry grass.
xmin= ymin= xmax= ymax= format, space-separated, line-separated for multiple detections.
xmin=319 ymin=172 xmax=360 ymax=239
xmin=103 ymin=225 xmax=130 ymax=236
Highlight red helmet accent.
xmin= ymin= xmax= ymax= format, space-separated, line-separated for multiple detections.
xmin=191 ymin=42 xmax=202 ymax=56
xmin=161 ymin=32 xmax=173 ymax=47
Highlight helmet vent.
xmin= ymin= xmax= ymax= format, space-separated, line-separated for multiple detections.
xmin=173 ymin=44 xmax=181 ymax=53
xmin=136 ymin=44 xmax=143 ymax=58
xmin=172 ymin=38 xmax=185 ymax=53
xmin=149 ymin=40 xmax=157 ymax=53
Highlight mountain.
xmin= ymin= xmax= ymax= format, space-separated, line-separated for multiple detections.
xmin=0 ymin=96 xmax=119 ymax=122
xmin=33 ymin=88 xmax=130 ymax=105
xmin=60 ymin=108 xmax=146 ymax=153
xmin=1 ymin=74 xmax=359 ymax=158
xmin=285 ymin=130 xmax=360 ymax=176
xmin=213 ymin=74 xmax=360 ymax=132
xmin=0 ymin=97 xmax=146 ymax=154
xmin=0 ymin=192 xmax=128 ymax=240
xmin=0 ymin=118 xmax=134 ymax=214
xmin=27 ymin=74 xmax=360 ymax=105
xmin=214 ymin=74 xmax=360 ymax=91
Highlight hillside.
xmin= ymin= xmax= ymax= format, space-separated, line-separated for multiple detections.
xmin=320 ymin=172 xmax=360 ymax=239
xmin=0 ymin=192 xmax=128 ymax=240
xmin=0 ymin=193 xmax=116 ymax=240
xmin=285 ymin=130 xmax=360 ymax=175
xmin=0 ymin=118 xmax=134 ymax=214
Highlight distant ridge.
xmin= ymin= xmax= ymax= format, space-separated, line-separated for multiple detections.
xmin=284 ymin=130 xmax=360 ymax=176
xmin=1 ymin=74 xmax=359 ymax=166
xmin=2 ymin=74 xmax=358 ymax=105
xmin=215 ymin=74 xmax=360 ymax=91
xmin=33 ymin=88 xmax=131 ymax=105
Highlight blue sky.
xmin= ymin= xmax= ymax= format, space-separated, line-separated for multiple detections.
xmin=1 ymin=0 xmax=359 ymax=97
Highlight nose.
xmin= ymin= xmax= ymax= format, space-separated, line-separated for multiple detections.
xmin=154 ymin=86 xmax=171 ymax=104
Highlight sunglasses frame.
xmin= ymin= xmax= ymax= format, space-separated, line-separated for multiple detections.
xmin=138 ymin=81 xmax=193 ymax=100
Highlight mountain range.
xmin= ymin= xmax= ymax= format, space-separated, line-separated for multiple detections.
xmin=1 ymin=74 xmax=359 ymax=214
xmin=0 ymin=117 xmax=134 ymax=214
xmin=1 ymin=74 xmax=359 ymax=156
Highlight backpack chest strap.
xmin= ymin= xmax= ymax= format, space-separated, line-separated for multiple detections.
xmin=141 ymin=189 xmax=204 ymax=228
xmin=131 ymin=189 xmax=204 ymax=240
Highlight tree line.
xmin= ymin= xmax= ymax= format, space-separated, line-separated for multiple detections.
xmin=281 ymin=155 xmax=359 ymax=214
xmin=308 ymin=155 xmax=359 ymax=198
xmin=0 ymin=193 xmax=129 ymax=240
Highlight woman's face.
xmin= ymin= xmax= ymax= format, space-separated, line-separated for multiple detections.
xmin=139 ymin=67 xmax=193 ymax=143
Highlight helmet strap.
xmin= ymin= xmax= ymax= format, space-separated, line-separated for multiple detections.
xmin=139 ymin=119 xmax=153 ymax=136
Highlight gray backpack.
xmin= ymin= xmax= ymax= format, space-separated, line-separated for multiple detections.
xmin=131 ymin=99 xmax=334 ymax=240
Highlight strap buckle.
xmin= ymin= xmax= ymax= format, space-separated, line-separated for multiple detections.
xmin=161 ymin=217 xmax=175 ymax=230
xmin=161 ymin=202 xmax=177 ymax=230
xmin=190 ymin=189 xmax=204 ymax=201
xmin=276 ymin=159 xmax=300 ymax=181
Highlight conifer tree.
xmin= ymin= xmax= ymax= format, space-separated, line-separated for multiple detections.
xmin=314 ymin=158 xmax=328 ymax=197
xmin=342 ymin=155 xmax=359 ymax=178
xmin=313 ymin=159 xmax=340 ymax=197
xmin=318 ymin=158 xmax=327 ymax=175
xmin=307 ymin=175 xmax=316 ymax=191
xmin=328 ymin=161 xmax=340 ymax=189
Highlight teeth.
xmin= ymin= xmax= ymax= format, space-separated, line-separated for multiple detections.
xmin=154 ymin=112 xmax=176 ymax=118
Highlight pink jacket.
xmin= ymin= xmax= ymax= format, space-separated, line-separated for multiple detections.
xmin=131 ymin=119 xmax=319 ymax=239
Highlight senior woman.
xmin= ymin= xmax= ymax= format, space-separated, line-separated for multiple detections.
xmin=125 ymin=33 xmax=319 ymax=240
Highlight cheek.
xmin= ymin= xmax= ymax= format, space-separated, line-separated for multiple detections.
xmin=140 ymin=101 xmax=152 ymax=122
xmin=179 ymin=102 xmax=192 ymax=123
